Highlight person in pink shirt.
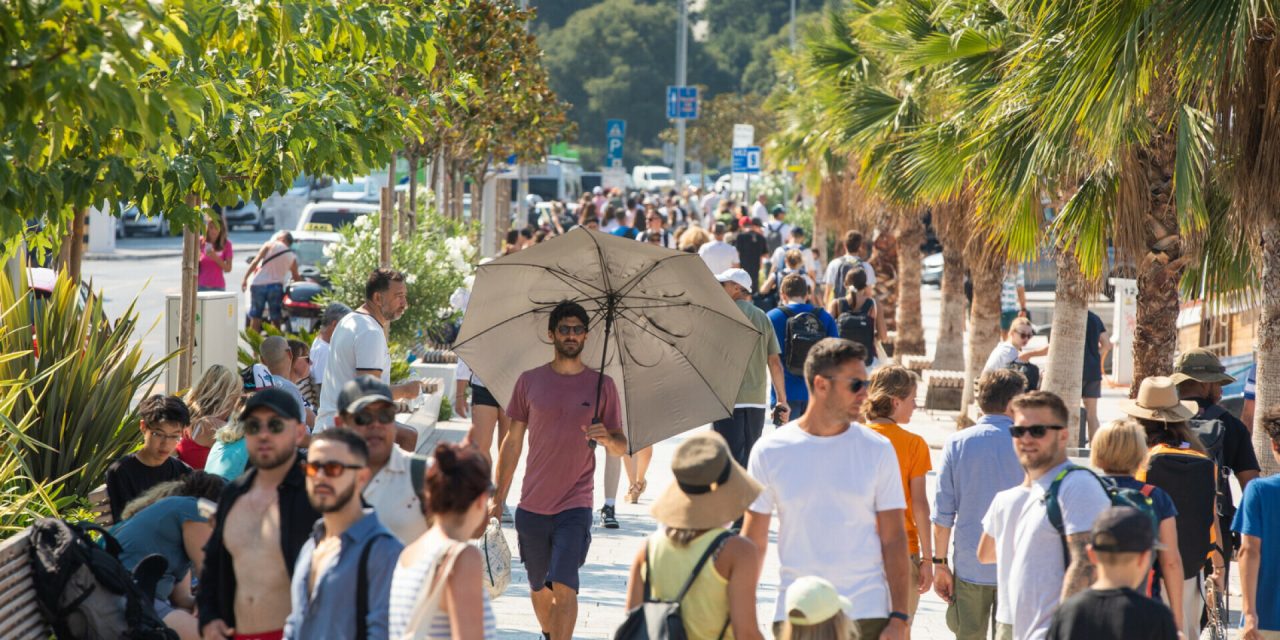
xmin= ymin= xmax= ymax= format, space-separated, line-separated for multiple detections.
xmin=197 ymin=213 xmax=234 ymax=292
xmin=492 ymin=301 xmax=627 ymax=640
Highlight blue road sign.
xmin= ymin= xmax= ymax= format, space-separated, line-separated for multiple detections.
xmin=606 ymin=119 xmax=626 ymax=169
xmin=732 ymin=146 xmax=762 ymax=174
xmin=666 ymin=86 xmax=699 ymax=119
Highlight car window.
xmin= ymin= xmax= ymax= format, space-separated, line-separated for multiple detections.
xmin=302 ymin=209 xmax=367 ymax=231
xmin=292 ymin=239 xmax=331 ymax=268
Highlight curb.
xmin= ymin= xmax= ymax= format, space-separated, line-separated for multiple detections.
xmin=85 ymin=250 xmax=185 ymax=261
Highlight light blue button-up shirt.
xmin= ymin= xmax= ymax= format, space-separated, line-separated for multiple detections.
xmin=285 ymin=510 xmax=404 ymax=640
xmin=931 ymin=413 xmax=1024 ymax=585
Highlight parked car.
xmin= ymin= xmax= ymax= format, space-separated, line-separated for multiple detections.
xmin=295 ymin=201 xmax=380 ymax=232
xmin=632 ymin=165 xmax=675 ymax=193
xmin=120 ymin=205 xmax=170 ymax=237
xmin=288 ymin=229 xmax=337 ymax=270
xmin=330 ymin=176 xmax=376 ymax=202
xmin=922 ymin=252 xmax=943 ymax=286
xmin=222 ymin=200 xmax=272 ymax=231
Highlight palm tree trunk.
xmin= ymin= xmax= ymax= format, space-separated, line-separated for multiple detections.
xmin=1042 ymin=249 xmax=1090 ymax=446
xmin=895 ymin=211 xmax=926 ymax=356
xmin=959 ymin=249 xmax=1003 ymax=425
xmin=1254 ymin=221 xmax=1280 ymax=475
xmin=932 ymin=199 xmax=971 ymax=371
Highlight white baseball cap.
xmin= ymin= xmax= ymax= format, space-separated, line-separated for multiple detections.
xmin=785 ymin=576 xmax=852 ymax=626
xmin=593 ymin=186 xmax=603 ymax=195
xmin=715 ymin=268 xmax=753 ymax=293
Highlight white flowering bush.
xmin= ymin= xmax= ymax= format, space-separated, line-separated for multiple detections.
xmin=322 ymin=210 xmax=476 ymax=348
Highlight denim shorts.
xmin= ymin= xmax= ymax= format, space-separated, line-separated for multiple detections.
xmin=515 ymin=507 xmax=592 ymax=593
xmin=249 ymin=283 xmax=285 ymax=321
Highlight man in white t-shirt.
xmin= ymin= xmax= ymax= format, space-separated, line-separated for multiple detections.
xmin=978 ymin=391 xmax=1111 ymax=640
xmin=316 ymin=268 xmax=424 ymax=432
xmin=823 ymin=230 xmax=877 ymax=303
xmin=309 ymin=303 xmax=351 ymax=389
xmin=698 ymin=222 xmax=740 ymax=274
xmin=744 ymin=338 xmax=911 ymax=640
xmin=751 ymin=194 xmax=770 ymax=222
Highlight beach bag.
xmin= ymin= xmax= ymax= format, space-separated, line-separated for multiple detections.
xmin=473 ymin=517 xmax=512 ymax=599
xmin=613 ymin=532 xmax=732 ymax=640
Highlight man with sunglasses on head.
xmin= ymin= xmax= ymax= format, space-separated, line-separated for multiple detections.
xmin=743 ymin=338 xmax=911 ymax=640
xmin=336 ymin=376 xmax=426 ymax=544
xmin=199 ymin=388 xmax=320 ymax=640
xmin=491 ymin=301 xmax=626 ymax=640
xmin=284 ymin=428 xmax=403 ymax=640
xmin=977 ymin=391 xmax=1112 ymax=640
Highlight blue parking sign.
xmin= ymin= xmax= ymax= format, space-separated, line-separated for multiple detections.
xmin=606 ymin=119 xmax=626 ymax=169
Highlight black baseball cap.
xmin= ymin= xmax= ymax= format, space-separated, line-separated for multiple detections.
xmin=1091 ymin=506 xmax=1161 ymax=553
xmin=338 ymin=375 xmax=395 ymax=415
xmin=242 ymin=387 xmax=304 ymax=423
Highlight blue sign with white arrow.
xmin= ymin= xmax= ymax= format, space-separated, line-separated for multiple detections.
xmin=605 ymin=119 xmax=626 ymax=169
xmin=732 ymin=146 xmax=762 ymax=174
xmin=666 ymin=86 xmax=699 ymax=120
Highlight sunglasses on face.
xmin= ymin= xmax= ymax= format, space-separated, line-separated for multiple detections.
xmin=244 ymin=417 xmax=290 ymax=436
xmin=556 ymin=324 xmax=587 ymax=336
xmin=1015 ymin=331 xmax=1034 ymax=339
xmin=822 ymin=375 xmax=869 ymax=394
xmin=353 ymin=408 xmax=397 ymax=427
xmin=303 ymin=460 xmax=366 ymax=478
xmin=1009 ymin=424 xmax=1066 ymax=439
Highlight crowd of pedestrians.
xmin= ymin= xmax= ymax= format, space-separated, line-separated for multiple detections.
xmin=91 ymin=188 xmax=1280 ymax=640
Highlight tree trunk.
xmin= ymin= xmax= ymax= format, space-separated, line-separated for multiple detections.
xmin=871 ymin=230 xmax=899 ymax=332
xmin=1255 ymin=221 xmax=1280 ymax=476
xmin=1042 ymin=248 xmax=1090 ymax=446
xmin=68 ymin=208 xmax=86 ymax=284
xmin=436 ymin=148 xmax=450 ymax=217
xmin=178 ymin=197 xmax=200 ymax=390
xmin=895 ymin=211 xmax=926 ymax=356
xmin=379 ymin=186 xmax=394 ymax=268
xmin=407 ymin=153 xmax=419 ymax=234
xmin=959 ymin=249 xmax=1003 ymax=425
xmin=1130 ymin=133 xmax=1187 ymax=396
xmin=932 ymin=199 xmax=971 ymax=371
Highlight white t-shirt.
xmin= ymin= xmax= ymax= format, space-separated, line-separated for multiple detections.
xmin=770 ymin=244 xmax=818 ymax=276
xmin=983 ymin=342 xmax=1020 ymax=373
xmin=364 ymin=444 xmax=427 ymax=544
xmin=752 ymin=201 xmax=770 ymax=222
xmin=698 ymin=240 xmax=740 ymax=275
xmin=317 ymin=311 xmax=390 ymax=430
xmin=748 ymin=422 xmax=907 ymax=622
xmin=981 ymin=462 xmax=1111 ymax=640
xmin=310 ymin=337 xmax=331 ymax=385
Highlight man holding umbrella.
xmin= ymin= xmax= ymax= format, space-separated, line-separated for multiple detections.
xmin=492 ymin=301 xmax=627 ymax=640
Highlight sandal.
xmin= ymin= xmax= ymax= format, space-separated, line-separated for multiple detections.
xmin=626 ymin=479 xmax=647 ymax=504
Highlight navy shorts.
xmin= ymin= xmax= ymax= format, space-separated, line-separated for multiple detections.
xmin=471 ymin=384 xmax=500 ymax=408
xmin=1082 ymin=379 xmax=1102 ymax=399
xmin=515 ymin=507 xmax=592 ymax=593
xmin=249 ymin=283 xmax=285 ymax=321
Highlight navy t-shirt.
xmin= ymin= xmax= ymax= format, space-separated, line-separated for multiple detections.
xmin=1103 ymin=475 xmax=1178 ymax=522
xmin=1082 ymin=311 xmax=1106 ymax=383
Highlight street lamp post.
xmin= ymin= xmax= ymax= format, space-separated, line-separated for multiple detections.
xmin=674 ymin=0 xmax=688 ymax=189
xmin=790 ymin=0 xmax=796 ymax=51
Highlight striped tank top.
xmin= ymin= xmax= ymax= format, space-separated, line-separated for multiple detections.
xmin=388 ymin=535 xmax=497 ymax=639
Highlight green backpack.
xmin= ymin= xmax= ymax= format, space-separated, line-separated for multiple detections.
xmin=1044 ymin=465 xmax=1159 ymax=567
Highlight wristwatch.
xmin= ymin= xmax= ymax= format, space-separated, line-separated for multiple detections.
xmin=888 ymin=611 xmax=909 ymax=623
xmin=931 ymin=557 xmax=948 ymax=566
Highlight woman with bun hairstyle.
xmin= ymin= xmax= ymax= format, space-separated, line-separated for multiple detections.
xmin=389 ymin=443 xmax=496 ymax=639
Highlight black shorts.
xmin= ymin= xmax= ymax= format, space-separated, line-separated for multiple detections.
xmin=515 ymin=507 xmax=592 ymax=593
xmin=1081 ymin=379 xmax=1102 ymax=399
xmin=471 ymin=384 xmax=500 ymax=408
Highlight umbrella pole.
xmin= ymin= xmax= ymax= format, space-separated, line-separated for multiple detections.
xmin=588 ymin=295 xmax=616 ymax=450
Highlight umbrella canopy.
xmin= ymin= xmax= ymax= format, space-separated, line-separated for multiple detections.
xmin=453 ymin=227 xmax=760 ymax=453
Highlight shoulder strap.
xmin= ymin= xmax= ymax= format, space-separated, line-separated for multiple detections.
xmin=779 ymin=305 xmax=797 ymax=319
xmin=404 ymin=541 xmax=466 ymax=635
xmin=1140 ymin=484 xmax=1155 ymax=497
xmin=838 ymin=298 xmax=851 ymax=316
xmin=1045 ymin=465 xmax=1108 ymax=568
xmin=355 ymin=532 xmax=392 ymax=640
xmin=256 ymin=245 xmax=295 ymax=271
xmin=673 ymin=531 xmax=734 ymax=602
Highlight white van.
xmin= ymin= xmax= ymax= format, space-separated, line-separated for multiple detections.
xmin=632 ymin=165 xmax=675 ymax=193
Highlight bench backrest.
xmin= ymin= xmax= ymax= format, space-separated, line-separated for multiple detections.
xmin=0 ymin=530 xmax=52 ymax=639
xmin=88 ymin=484 xmax=113 ymax=527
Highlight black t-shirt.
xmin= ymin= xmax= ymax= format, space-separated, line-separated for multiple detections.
xmin=1047 ymin=588 xmax=1177 ymax=640
xmin=105 ymin=454 xmax=192 ymax=521
xmin=1192 ymin=399 xmax=1261 ymax=525
xmin=734 ymin=232 xmax=768 ymax=286
xmin=1082 ymin=311 xmax=1106 ymax=383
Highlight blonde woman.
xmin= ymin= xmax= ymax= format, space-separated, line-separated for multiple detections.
xmin=1089 ymin=419 xmax=1185 ymax=630
xmin=982 ymin=316 xmax=1048 ymax=373
xmin=178 ymin=365 xmax=239 ymax=470
xmin=779 ymin=577 xmax=853 ymax=640
xmin=862 ymin=365 xmax=931 ymax=634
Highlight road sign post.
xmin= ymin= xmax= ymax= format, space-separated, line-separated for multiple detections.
xmin=730 ymin=124 xmax=755 ymax=194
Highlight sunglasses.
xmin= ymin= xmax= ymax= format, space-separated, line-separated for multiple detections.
xmin=1009 ymin=424 xmax=1066 ymax=439
xmin=822 ymin=375 xmax=869 ymax=394
xmin=1015 ymin=331 xmax=1034 ymax=339
xmin=303 ymin=460 xmax=366 ymax=478
xmin=556 ymin=324 xmax=587 ymax=336
xmin=353 ymin=408 xmax=397 ymax=427
xmin=244 ymin=417 xmax=290 ymax=436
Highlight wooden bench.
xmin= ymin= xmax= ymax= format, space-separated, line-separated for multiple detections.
xmin=0 ymin=530 xmax=52 ymax=639
xmin=88 ymin=484 xmax=114 ymax=527
xmin=923 ymin=370 xmax=966 ymax=411
xmin=901 ymin=355 xmax=933 ymax=373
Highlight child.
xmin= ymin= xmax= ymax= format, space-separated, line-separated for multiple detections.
xmin=780 ymin=576 xmax=853 ymax=640
xmin=1046 ymin=506 xmax=1178 ymax=640
xmin=104 ymin=394 xmax=193 ymax=521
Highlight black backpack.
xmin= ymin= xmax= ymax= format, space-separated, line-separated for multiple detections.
xmin=765 ymin=222 xmax=785 ymax=253
xmin=836 ymin=298 xmax=876 ymax=365
xmin=30 ymin=518 xmax=178 ymax=640
xmin=1006 ymin=360 xmax=1041 ymax=391
xmin=831 ymin=257 xmax=865 ymax=300
xmin=613 ymin=532 xmax=732 ymax=640
xmin=1190 ymin=405 xmax=1229 ymax=472
xmin=779 ymin=305 xmax=827 ymax=376
xmin=1141 ymin=445 xmax=1219 ymax=580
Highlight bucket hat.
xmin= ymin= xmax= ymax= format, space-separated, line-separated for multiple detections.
xmin=650 ymin=432 xmax=762 ymax=530
xmin=1119 ymin=376 xmax=1197 ymax=422
xmin=1170 ymin=348 xmax=1236 ymax=385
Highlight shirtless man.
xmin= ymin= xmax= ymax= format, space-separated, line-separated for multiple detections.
xmin=198 ymin=388 xmax=320 ymax=640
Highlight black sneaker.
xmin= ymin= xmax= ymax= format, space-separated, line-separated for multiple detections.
xmin=600 ymin=504 xmax=620 ymax=529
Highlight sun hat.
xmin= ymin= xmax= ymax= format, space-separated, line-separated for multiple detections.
xmin=650 ymin=432 xmax=762 ymax=530
xmin=1170 ymin=348 xmax=1236 ymax=385
xmin=785 ymin=576 xmax=851 ymax=626
xmin=715 ymin=268 xmax=754 ymax=294
xmin=1119 ymin=376 xmax=1197 ymax=422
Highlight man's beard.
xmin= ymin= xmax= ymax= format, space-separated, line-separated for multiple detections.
xmin=310 ymin=482 xmax=357 ymax=514
xmin=251 ymin=444 xmax=296 ymax=471
xmin=554 ymin=340 xmax=583 ymax=358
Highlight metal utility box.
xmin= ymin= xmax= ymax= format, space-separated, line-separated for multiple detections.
xmin=165 ymin=291 xmax=239 ymax=394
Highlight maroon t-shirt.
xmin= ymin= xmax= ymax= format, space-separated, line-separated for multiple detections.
xmin=506 ymin=364 xmax=623 ymax=515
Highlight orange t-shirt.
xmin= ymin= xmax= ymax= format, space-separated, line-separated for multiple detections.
xmin=866 ymin=421 xmax=933 ymax=555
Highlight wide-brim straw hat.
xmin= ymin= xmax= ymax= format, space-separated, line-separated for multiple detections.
xmin=1120 ymin=376 xmax=1197 ymax=422
xmin=651 ymin=432 xmax=762 ymax=530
